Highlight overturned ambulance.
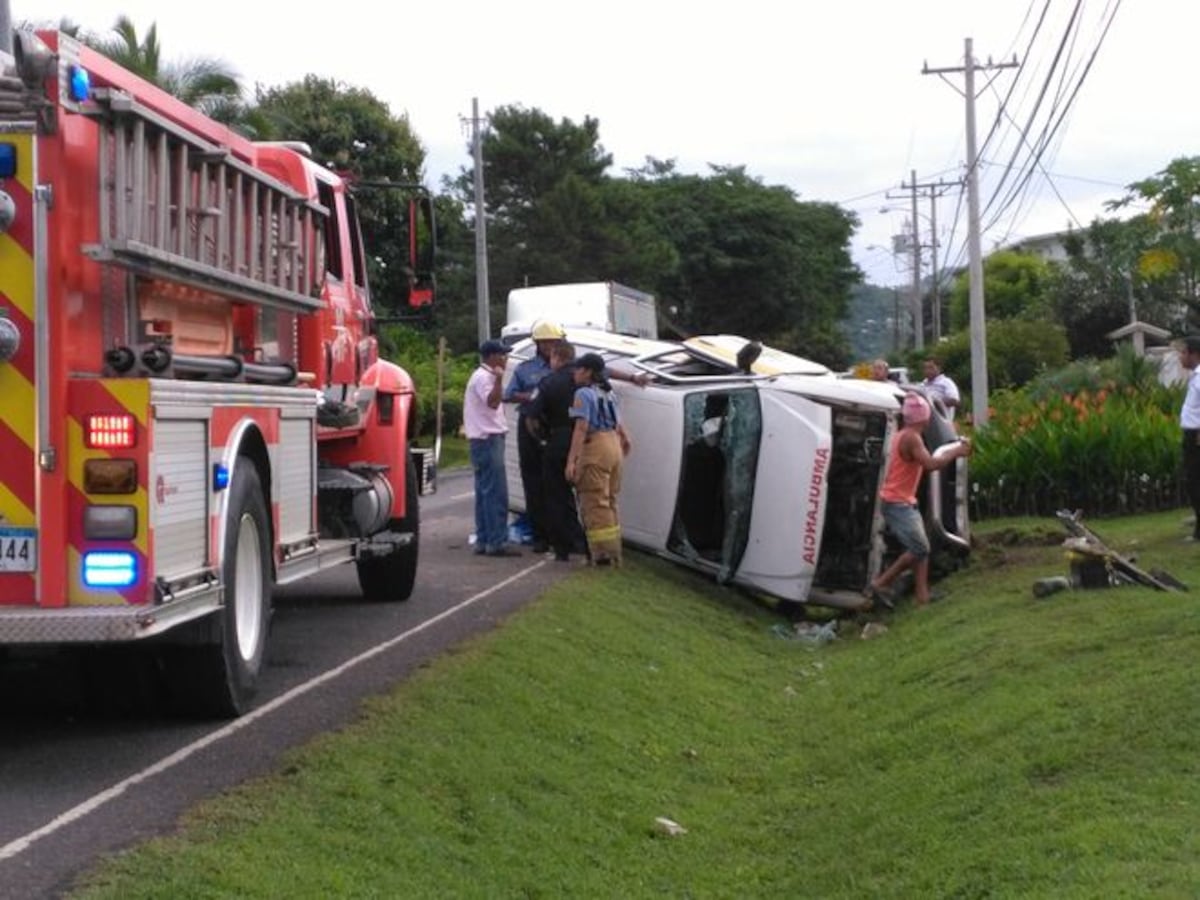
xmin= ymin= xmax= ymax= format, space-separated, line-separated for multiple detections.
xmin=505 ymin=331 xmax=969 ymax=609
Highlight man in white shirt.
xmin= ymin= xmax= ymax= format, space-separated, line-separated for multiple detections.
xmin=1178 ymin=336 xmax=1200 ymax=540
xmin=464 ymin=340 xmax=520 ymax=557
xmin=922 ymin=356 xmax=960 ymax=420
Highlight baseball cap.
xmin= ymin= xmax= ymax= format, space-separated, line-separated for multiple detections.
xmin=479 ymin=339 xmax=510 ymax=357
xmin=576 ymin=353 xmax=607 ymax=376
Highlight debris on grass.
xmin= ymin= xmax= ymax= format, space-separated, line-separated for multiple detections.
xmin=1032 ymin=509 xmax=1189 ymax=598
xmin=771 ymin=620 xmax=838 ymax=647
xmin=654 ymin=816 xmax=687 ymax=837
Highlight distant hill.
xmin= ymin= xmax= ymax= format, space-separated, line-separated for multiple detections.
xmin=842 ymin=283 xmax=908 ymax=362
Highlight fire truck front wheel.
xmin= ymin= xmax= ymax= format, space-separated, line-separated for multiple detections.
xmin=356 ymin=455 xmax=420 ymax=602
xmin=168 ymin=463 xmax=273 ymax=717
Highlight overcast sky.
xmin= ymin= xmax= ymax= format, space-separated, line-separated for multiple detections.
xmin=20 ymin=0 xmax=1196 ymax=288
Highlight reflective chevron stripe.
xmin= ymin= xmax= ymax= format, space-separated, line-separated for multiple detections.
xmin=0 ymin=133 xmax=37 ymax=604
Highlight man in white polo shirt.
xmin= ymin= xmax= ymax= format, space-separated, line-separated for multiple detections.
xmin=922 ymin=356 xmax=960 ymax=420
xmin=464 ymin=340 xmax=521 ymax=557
xmin=1178 ymin=336 xmax=1200 ymax=541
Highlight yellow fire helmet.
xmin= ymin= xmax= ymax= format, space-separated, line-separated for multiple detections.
xmin=530 ymin=319 xmax=566 ymax=341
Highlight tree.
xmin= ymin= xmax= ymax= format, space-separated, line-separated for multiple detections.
xmin=420 ymin=192 xmax=480 ymax=353
xmin=946 ymin=250 xmax=1057 ymax=331
xmin=450 ymin=105 xmax=676 ymax=326
xmin=1109 ymin=156 xmax=1200 ymax=327
xmin=253 ymin=77 xmax=428 ymax=316
xmin=635 ymin=164 xmax=858 ymax=362
xmin=1053 ymin=215 xmax=1182 ymax=358
xmin=450 ymin=105 xmax=860 ymax=364
xmin=469 ymin=105 xmax=610 ymax=219
xmin=918 ymin=318 xmax=1069 ymax=404
xmin=86 ymin=17 xmax=242 ymax=120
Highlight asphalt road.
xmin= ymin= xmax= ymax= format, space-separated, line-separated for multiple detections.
xmin=0 ymin=468 xmax=575 ymax=899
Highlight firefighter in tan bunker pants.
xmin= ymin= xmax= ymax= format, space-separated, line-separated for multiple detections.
xmin=565 ymin=353 xmax=631 ymax=566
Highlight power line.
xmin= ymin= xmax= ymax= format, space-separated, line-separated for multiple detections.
xmin=979 ymin=0 xmax=1084 ymax=229
xmin=983 ymin=0 xmax=1122 ymax=242
xmin=937 ymin=0 xmax=1124 ymax=278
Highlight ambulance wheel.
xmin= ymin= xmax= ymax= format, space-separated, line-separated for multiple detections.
xmin=357 ymin=455 xmax=420 ymax=602
xmin=169 ymin=463 xmax=273 ymax=717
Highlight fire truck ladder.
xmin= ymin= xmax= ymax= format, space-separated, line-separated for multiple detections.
xmin=82 ymin=88 xmax=325 ymax=314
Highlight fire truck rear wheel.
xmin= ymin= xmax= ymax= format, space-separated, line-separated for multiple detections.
xmin=169 ymin=463 xmax=273 ymax=717
xmin=356 ymin=455 xmax=420 ymax=602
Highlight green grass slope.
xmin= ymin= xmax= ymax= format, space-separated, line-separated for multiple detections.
xmin=74 ymin=512 xmax=1200 ymax=899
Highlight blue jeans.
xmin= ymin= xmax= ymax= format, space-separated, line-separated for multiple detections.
xmin=469 ymin=433 xmax=509 ymax=552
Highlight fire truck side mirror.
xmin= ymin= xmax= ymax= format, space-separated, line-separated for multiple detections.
xmin=407 ymin=196 xmax=436 ymax=309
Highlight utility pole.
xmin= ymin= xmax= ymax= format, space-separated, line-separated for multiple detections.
xmin=466 ymin=98 xmax=491 ymax=343
xmin=888 ymin=171 xmax=958 ymax=351
xmin=924 ymin=38 xmax=1018 ymax=427
xmin=886 ymin=176 xmax=922 ymax=351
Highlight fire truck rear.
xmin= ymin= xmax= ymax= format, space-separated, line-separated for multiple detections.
xmin=0 ymin=29 xmax=436 ymax=715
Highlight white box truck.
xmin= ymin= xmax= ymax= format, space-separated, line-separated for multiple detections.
xmin=502 ymin=282 xmax=658 ymax=344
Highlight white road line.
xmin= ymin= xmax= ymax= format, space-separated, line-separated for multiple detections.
xmin=0 ymin=559 xmax=549 ymax=862
xmin=449 ymin=491 xmax=473 ymax=501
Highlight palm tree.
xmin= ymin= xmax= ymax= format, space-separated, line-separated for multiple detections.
xmin=87 ymin=17 xmax=245 ymax=123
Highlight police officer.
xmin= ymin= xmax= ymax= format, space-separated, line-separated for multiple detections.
xmin=504 ymin=319 xmax=565 ymax=552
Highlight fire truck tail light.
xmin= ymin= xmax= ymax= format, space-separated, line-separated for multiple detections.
xmin=84 ymin=458 xmax=137 ymax=494
xmin=83 ymin=551 xmax=137 ymax=588
xmin=85 ymin=414 xmax=136 ymax=449
xmin=84 ymin=505 xmax=137 ymax=540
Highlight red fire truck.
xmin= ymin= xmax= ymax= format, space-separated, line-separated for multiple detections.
xmin=0 ymin=29 xmax=436 ymax=715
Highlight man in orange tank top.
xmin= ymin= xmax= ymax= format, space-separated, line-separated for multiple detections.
xmin=865 ymin=393 xmax=972 ymax=608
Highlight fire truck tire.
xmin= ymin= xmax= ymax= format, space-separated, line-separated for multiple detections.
xmin=356 ymin=455 xmax=420 ymax=602
xmin=168 ymin=463 xmax=273 ymax=717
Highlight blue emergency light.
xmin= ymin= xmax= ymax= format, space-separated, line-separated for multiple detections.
xmin=212 ymin=462 xmax=230 ymax=491
xmin=83 ymin=551 xmax=137 ymax=588
xmin=68 ymin=65 xmax=91 ymax=103
xmin=0 ymin=144 xmax=15 ymax=179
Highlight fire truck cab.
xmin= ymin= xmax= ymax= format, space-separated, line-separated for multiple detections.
xmin=0 ymin=30 xmax=435 ymax=715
